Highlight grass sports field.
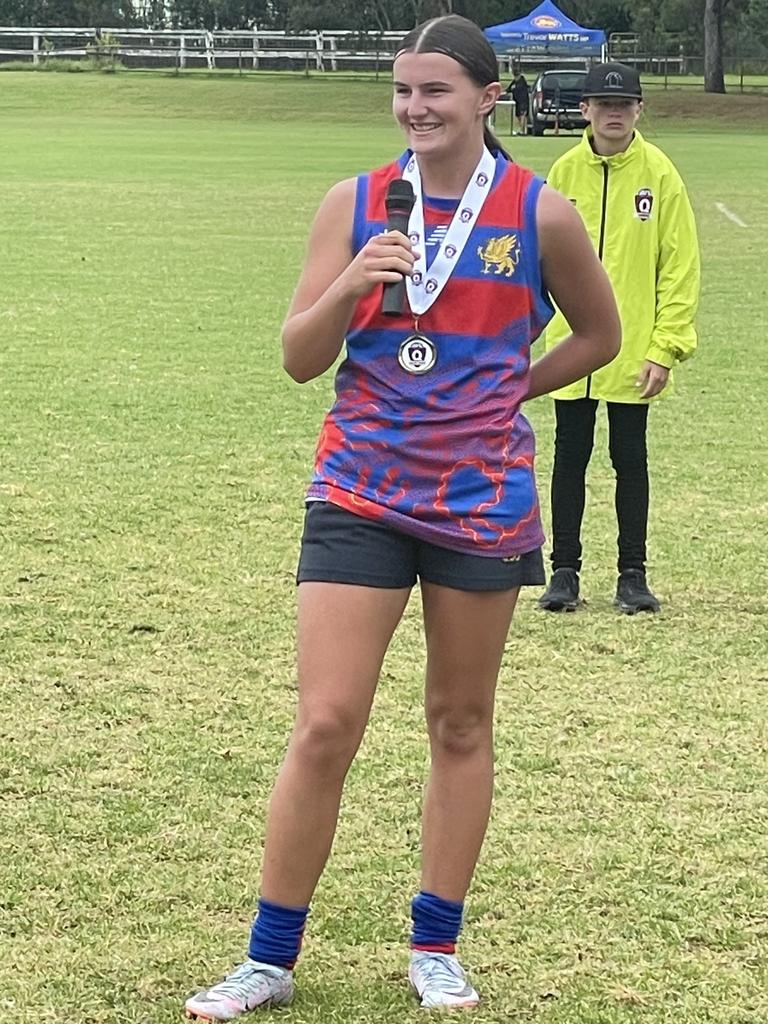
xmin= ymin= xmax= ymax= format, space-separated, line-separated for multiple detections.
xmin=1 ymin=73 xmax=767 ymax=1023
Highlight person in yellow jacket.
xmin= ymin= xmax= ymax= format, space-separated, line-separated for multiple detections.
xmin=538 ymin=62 xmax=700 ymax=614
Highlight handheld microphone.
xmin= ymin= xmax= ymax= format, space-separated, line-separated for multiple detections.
xmin=381 ymin=178 xmax=416 ymax=317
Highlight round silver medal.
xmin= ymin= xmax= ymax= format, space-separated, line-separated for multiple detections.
xmin=398 ymin=333 xmax=437 ymax=375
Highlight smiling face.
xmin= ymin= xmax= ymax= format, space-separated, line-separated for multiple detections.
xmin=392 ymin=50 xmax=499 ymax=161
xmin=581 ymin=97 xmax=642 ymax=155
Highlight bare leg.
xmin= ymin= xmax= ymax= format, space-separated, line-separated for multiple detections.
xmin=261 ymin=582 xmax=411 ymax=907
xmin=419 ymin=583 xmax=519 ymax=902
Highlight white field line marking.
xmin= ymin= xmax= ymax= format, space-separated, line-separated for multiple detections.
xmin=715 ymin=202 xmax=748 ymax=227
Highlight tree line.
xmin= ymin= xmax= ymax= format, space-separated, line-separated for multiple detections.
xmin=0 ymin=0 xmax=761 ymax=44
xmin=0 ymin=0 xmax=765 ymax=91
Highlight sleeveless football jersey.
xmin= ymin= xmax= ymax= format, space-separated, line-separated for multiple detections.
xmin=307 ymin=151 xmax=553 ymax=557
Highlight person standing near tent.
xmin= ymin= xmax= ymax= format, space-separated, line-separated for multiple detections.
xmin=184 ymin=15 xmax=620 ymax=1021
xmin=507 ymin=66 xmax=530 ymax=135
xmin=538 ymin=62 xmax=700 ymax=614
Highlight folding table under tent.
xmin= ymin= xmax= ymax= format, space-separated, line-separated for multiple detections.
xmin=484 ymin=0 xmax=606 ymax=59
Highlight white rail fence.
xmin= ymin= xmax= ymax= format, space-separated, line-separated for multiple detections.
xmin=2 ymin=28 xmax=765 ymax=86
xmin=0 ymin=27 xmax=408 ymax=71
xmin=0 ymin=26 xmax=554 ymax=74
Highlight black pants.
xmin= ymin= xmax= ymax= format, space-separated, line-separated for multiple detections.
xmin=550 ymin=398 xmax=650 ymax=574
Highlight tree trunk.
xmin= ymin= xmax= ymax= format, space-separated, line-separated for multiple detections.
xmin=405 ymin=0 xmax=426 ymax=24
xmin=370 ymin=0 xmax=393 ymax=32
xmin=704 ymin=0 xmax=726 ymax=93
xmin=427 ymin=0 xmax=452 ymax=13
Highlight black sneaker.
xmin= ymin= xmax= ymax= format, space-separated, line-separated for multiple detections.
xmin=538 ymin=568 xmax=581 ymax=611
xmin=614 ymin=570 xmax=660 ymax=614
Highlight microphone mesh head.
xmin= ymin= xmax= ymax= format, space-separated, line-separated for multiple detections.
xmin=385 ymin=178 xmax=416 ymax=214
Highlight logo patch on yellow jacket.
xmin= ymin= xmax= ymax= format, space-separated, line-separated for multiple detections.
xmin=634 ymin=188 xmax=654 ymax=221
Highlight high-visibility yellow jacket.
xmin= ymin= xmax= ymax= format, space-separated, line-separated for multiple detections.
xmin=543 ymin=128 xmax=700 ymax=402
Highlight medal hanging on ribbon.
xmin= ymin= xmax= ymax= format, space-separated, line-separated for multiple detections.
xmin=395 ymin=147 xmax=496 ymax=375
xmin=398 ymin=332 xmax=436 ymax=375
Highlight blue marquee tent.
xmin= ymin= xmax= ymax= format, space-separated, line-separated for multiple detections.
xmin=484 ymin=0 xmax=605 ymax=57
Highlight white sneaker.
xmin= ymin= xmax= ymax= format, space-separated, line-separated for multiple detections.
xmin=409 ymin=951 xmax=479 ymax=1009
xmin=185 ymin=959 xmax=294 ymax=1021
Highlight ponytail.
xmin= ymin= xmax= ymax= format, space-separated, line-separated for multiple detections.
xmin=484 ymin=122 xmax=512 ymax=161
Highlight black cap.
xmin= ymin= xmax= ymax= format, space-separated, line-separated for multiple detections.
xmin=582 ymin=62 xmax=642 ymax=100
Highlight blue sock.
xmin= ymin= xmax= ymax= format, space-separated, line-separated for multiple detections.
xmin=248 ymin=898 xmax=309 ymax=970
xmin=410 ymin=890 xmax=464 ymax=954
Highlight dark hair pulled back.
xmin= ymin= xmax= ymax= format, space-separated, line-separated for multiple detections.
xmin=396 ymin=15 xmax=510 ymax=160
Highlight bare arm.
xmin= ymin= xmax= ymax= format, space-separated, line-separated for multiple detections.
xmin=528 ymin=185 xmax=621 ymax=400
xmin=281 ymin=178 xmax=415 ymax=383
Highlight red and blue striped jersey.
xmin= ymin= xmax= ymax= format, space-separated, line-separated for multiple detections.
xmin=307 ymin=151 xmax=554 ymax=557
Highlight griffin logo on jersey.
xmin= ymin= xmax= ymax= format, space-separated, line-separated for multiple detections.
xmin=477 ymin=234 xmax=522 ymax=277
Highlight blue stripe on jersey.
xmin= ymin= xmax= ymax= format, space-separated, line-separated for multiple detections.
xmin=352 ymin=173 xmax=369 ymax=255
xmin=523 ymin=175 xmax=555 ymax=334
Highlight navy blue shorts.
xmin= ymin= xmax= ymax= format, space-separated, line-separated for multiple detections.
xmin=296 ymin=501 xmax=545 ymax=592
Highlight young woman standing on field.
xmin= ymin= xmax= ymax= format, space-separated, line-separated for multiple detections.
xmin=185 ymin=15 xmax=620 ymax=1019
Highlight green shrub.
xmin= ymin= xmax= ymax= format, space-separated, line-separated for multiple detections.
xmin=86 ymin=32 xmax=123 ymax=73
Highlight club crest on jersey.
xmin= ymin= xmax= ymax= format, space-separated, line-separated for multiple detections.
xmin=634 ymin=188 xmax=654 ymax=221
xmin=477 ymin=234 xmax=521 ymax=277
xmin=398 ymin=333 xmax=437 ymax=375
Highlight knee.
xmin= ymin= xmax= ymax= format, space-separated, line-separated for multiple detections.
xmin=291 ymin=707 xmax=363 ymax=776
xmin=426 ymin=702 xmax=493 ymax=758
xmin=609 ymin=439 xmax=648 ymax=475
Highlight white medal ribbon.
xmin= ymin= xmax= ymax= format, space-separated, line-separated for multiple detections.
xmin=402 ymin=147 xmax=496 ymax=317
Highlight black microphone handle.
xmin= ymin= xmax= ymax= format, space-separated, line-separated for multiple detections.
xmin=381 ymin=210 xmax=412 ymax=318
